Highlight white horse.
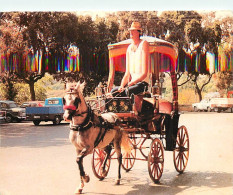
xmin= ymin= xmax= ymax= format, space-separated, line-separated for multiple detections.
xmin=63 ymin=81 xmax=130 ymax=194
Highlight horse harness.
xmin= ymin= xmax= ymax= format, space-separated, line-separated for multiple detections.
xmin=64 ymin=88 xmax=115 ymax=148
xmin=66 ymin=105 xmax=113 ymax=148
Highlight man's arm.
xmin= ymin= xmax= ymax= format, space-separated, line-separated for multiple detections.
xmin=118 ymin=47 xmax=131 ymax=91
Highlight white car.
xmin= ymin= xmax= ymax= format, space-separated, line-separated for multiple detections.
xmin=192 ymin=99 xmax=213 ymax=112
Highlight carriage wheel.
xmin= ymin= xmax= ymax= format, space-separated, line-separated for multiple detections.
xmin=139 ymin=134 xmax=153 ymax=159
xmin=129 ymin=133 xmax=142 ymax=146
xmin=122 ymin=134 xmax=136 ymax=172
xmin=148 ymin=138 xmax=164 ymax=183
xmin=173 ymin=125 xmax=189 ymax=174
xmin=92 ymin=149 xmax=111 ymax=180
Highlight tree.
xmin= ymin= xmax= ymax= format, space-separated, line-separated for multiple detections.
xmin=0 ymin=13 xmax=28 ymax=101
xmin=160 ymin=11 xmax=223 ymax=101
xmin=215 ymin=71 xmax=232 ymax=97
xmin=0 ymin=73 xmax=18 ymax=100
xmin=0 ymin=12 xmax=80 ymax=100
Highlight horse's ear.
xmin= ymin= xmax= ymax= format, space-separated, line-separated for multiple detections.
xmin=66 ymin=83 xmax=71 ymax=90
xmin=75 ymin=81 xmax=80 ymax=90
xmin=80 ymin=81 xmax=86 ymax=93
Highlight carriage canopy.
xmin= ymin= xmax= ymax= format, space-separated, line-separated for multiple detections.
xmin=107 ymin=36 xmax=178 ymax=95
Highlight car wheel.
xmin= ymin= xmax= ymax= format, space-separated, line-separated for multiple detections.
xmin=194 ymin=107 xmax=198 ymax=112
xmin=33 ymin=121 xmax=41 ymax=126
xmin=16 ymin=118 xmax=23 ymax=123
xmin=5 ymin=115 xmax=13 ymax=123
xmin=53 ymin=116 xmax=61 ymax=125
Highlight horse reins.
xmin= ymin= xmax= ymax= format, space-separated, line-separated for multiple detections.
xmin=90 ymin=88 xmax=128 ymax=110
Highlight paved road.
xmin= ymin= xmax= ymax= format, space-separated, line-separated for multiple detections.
xmin=0 ymin=113 xmax=232 ymax=195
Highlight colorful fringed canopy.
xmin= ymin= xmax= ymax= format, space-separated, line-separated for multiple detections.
xmin=107 ymin=36 xmax=178 ymax=90
xmin=107 ymin=36 xmax=179 ymax=111
xmin=0 ymin=50 xmax=80 ymax=74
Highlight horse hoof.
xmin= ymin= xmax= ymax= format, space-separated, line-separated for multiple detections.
xmin=115 ymin=179 xmax=120 ymax=185
xmin=83 ymin=174 xmax=90 ymax=183
xmin=74 ymin=189 xmax=82 ymax=194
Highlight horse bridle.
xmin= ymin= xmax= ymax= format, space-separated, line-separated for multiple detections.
xmin=63 ymin=89 xmax=83 ymax=120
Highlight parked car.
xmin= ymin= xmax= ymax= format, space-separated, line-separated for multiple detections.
xmin=0 ymin=110 xmax=6 ymax=122
xmin=0 ymin=100 xmax=26 ymax=122
xmin=20 ymin=101 xmax=44 ymax=108
xmin=211 ymin=97 xmax=233 ymax=112
xmin=192 ymin=99 xmax=213 ymax=112
xmin=26 ymin=97 xmax=64 ymax=125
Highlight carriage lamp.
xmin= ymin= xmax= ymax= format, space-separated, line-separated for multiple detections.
xmin=95 ymin=82 xmax=106 ymax=97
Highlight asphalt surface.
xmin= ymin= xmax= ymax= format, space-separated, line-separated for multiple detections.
xmin=0 ymin=112 xmax=233 ymax=195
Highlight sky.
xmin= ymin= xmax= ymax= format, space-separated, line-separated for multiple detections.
xmin=0 ymin=0 xmax=232 ymax=12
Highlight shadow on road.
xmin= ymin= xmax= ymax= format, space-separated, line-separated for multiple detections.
xmin=124 ymin=171 xmax=232 ymax=195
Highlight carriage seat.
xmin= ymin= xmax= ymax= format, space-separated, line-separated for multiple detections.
xmin=143 ymin=98 xmax=172 ymax=114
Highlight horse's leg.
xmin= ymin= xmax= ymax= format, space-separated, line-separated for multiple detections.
xmin=102 ymin=144 xmax=112 ymax=177
xmin=75 ymin=148 xmax=90 ymax=194
xmin=113 ymin=133 xmax=122 ymax=185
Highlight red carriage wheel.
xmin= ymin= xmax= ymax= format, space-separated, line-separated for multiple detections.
xmin=92 ymin=148 xmax=111 ymax=180
xmin=148 ymin=138 xmax=164 ymax=183
xmin=128 ymin=133 xmax=142 ymax=146
xmin=122 ymin=134 xmax=136 ymax=172
xmin=173 ymin=125 xmax=189 ymax=173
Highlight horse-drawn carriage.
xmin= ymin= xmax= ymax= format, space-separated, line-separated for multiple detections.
xmin=63 ymin=36 xmax=189 ymax=194
xmin=91 ymin=36 xmax=189 ymax=183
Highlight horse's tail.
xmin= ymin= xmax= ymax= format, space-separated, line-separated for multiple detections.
xmin=121 ymin=132 xmax=132 ymax=154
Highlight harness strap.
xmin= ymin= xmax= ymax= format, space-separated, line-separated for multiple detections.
xmin=70 ymin=121 xmax=93 ymax=131
xmin=69 ymin=106 xmax=113 ymax=148
xmin=93 ymin=116 xmax=110 ymax=148
xmin=70 ymin=107 xmax=92 ymax=131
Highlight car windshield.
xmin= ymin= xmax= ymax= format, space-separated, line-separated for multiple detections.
xmin=9 ymin=103 xmax=18 ymax=108
xmin=21 ymin=103 xmax=30 ymax=108
xmin=47 ymin=100 xmax=59 ymax=105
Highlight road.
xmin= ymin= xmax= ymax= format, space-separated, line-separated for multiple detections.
xmin=0 ymin=113 xmax=233 ymax=195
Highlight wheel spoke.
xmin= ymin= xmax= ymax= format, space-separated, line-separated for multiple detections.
xmin=151 ymin=163 xmax=156 ymax=176
xmin=177 ymin=155 xmax=180 ymax=168
xmin=156 ymin=165 xmax=159 ymax=178
xmin=180 ymin=155 xmax=183 ymax=171
xmin=176 ymin=139 xmax=181 ymax=147
xmin=173 ymin=126 xmax=189 ymax=173
xmin=95 ymin=149 xmax=100 ymax=156
xmin=175 ymin=153 xmax=179 ymax=161
xmin=157 ymin=164 xmax=162 ymax=175
xmin=183 ymin=152 xmax=188 ymax=160
xmin=182 ymin=155 xmax=185 ymax=168
xmin=97 ymin=163 xmax=102 ymax=174
xmin=183 ymin=138 xmax=188 ymax=146
xmin=95 ymin=159 xmax=102 ymax=167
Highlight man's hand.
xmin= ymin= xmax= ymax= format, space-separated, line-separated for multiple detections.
xmin=128 ymin=81 xmax=134 ymax=87
xmin=118 ymin=85 xmax=125 ymax=92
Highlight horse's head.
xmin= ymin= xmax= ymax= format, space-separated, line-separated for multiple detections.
xmin=63 ymin=81 xmax=86 ymax=122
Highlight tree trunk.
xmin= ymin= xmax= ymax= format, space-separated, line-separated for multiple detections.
xmin=29 ymin=81 xmax=36 ymax=101
xmin=195 ymin=83 xmax=202 ymax=102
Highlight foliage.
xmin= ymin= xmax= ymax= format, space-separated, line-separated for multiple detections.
xmin=0 ymin=11 xmax=232 ymax=101
xmin=53 ymin=71 xmax=108 ymax=96
xmin=215 ymin=71 xmax=233 ymax=97
xmin=14 ymin=83 xmax=47 ymax=104
xmin=179 ymin=89 xmax=198 ymax=105
xmin=0 ymin=74 xmax=18 ymax=101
